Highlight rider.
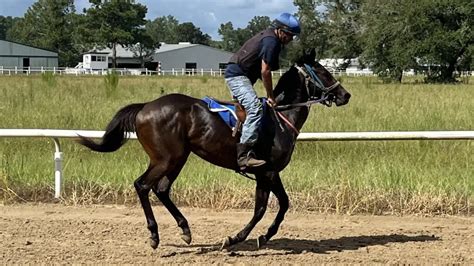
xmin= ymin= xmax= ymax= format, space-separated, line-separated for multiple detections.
xmin=225 ymin=13 xmax=301 ymax=171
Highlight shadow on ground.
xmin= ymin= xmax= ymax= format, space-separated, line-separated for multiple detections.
xmin=165 ymin=234 xmax=440 ymax=256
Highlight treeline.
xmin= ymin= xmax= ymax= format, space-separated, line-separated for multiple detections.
xmin=0 ymin=0 xmax=472 ymax=82
xmin=291 ymin=0 xmax=473 ymax=82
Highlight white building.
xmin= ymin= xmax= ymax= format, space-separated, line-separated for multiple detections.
xmin=319 ymin=58 xmax=373 ymax=75
xmin=82 ymin=52 xmax=108 ymax=70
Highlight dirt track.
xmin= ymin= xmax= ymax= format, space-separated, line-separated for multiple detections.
xmin=0 ymin=204 xmax=472 ymax=264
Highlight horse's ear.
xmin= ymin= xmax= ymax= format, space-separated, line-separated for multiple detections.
xmin=296 ymin=48 xmax=316 ymax=65
xmin=304 ymin=48 xmax=316 ymax=63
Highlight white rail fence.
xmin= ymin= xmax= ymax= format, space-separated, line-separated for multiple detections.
xmin=1 ymin=129 xmax=473 ymax=199
xmin=1 ymin=66 xmax=473 ymax=77
xmin=0 ymin=66 xmax=298 ymax=77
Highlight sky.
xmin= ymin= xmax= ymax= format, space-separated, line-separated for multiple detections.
xmin=0 ymin=0 xmax=298 ymax=40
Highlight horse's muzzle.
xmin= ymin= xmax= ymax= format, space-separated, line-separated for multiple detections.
xmin=335 ymin=92 xmax=351 ymax=106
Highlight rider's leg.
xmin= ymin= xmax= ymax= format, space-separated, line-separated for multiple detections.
xmin=225 ymin=76 xmax=266 ymax=170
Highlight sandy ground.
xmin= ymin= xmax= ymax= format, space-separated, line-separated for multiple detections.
xmin=0 ymin=204 xmax=472 ymax=264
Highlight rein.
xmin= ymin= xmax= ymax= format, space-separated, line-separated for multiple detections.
xmin=271 ymin=96 xmax=328 ymax=136
xmin=274 ymin=94 xmax=329 ymax=111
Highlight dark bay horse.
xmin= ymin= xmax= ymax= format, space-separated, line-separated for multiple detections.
xmin=78 ymin=49 xmax=351 ymax=250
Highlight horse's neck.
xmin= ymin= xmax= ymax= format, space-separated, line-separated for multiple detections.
xmin=274 ymin=67 xmax=311 ymax=133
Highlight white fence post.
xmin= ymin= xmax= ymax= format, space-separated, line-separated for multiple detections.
xmin=53 ymin=138 xmax=63 ymax=199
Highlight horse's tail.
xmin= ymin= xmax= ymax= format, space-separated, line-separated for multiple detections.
xmin=78 ymin=103 xmax=145 ymax=152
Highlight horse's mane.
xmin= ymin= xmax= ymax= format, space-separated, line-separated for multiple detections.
xmin=273 ymin=66 xmax=299 ymax=104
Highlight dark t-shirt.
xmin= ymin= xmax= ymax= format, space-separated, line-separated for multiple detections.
xmin=225 ymin=36 xmax=281 ymax=84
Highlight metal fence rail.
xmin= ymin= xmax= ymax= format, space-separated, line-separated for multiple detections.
xmin=1 ymin=129 xmax=473 ymax=198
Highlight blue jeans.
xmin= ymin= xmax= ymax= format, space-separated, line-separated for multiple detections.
xmin=225 ymin=76 xmax=263 ymax=144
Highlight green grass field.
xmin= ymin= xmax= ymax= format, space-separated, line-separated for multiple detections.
xmin=0 ymin=74 xmax=472 ymax=215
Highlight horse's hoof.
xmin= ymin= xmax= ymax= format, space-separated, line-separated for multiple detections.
xmin=257 ymin=235 xmax=267 ymax=249
xmin=181 ymin=233 xmax=192 ymax=245
xmin=149 ymin=237 xmax=159 ymax=249
xmin=220 ymin=236 xmax=232 ymax=251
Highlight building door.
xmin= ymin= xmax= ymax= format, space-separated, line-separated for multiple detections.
xmin=219 ymin=63 xmax=228 ymax=70
xmin=185 ymin=62 xmax=197 ymax=74
xmin=23 ymin=58 xmax=30 ymax=73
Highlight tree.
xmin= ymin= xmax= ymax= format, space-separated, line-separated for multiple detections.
xmin=81 ymin=0 xmax=148 ymax=68
xmin=246 ymin=16 xmax=272 ymax=36
xmin=360 ymin=0 xmax=473 ymax=82
xmin=145 ymin=15 xmax=179 ymax=44
xmin=414 ymin=0 xmax=473 ymax=82
xmin=146 ymin=16 xmax=211 ymax=45
xmin=176 ymin=22 xmax=211 ymax=45
xmin=320 ymin=0 xmax=363 ymax=60
xmin=290 ymin=0 xmax=327 ymax=62
xmin=217 ymin=22 xmax=238 ymax=52
xmin=217 ymin=16 xmax=271 ymax=52
xmin=0 ymin=16 xmax=20 ymax=40
xmin=218 ymin=22 xmax=249 ymax=52
xmin=359 ymin=0 xmax=416 ymax=82
xmin=7 ymin=0 xmax=79 ymax=66
xmin=128 ymin=30 xmax=160 ymax=68
xmin=292 ymin=0 xmax=363 ymax=67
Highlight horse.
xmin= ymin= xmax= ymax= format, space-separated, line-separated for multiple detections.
xmin=78 ymin=48 xmax=351 ymax=250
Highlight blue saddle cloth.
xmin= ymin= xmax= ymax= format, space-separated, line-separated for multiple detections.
xmin=202 ymin=97 xmax=238 ymax=128
xmin=202 ymin=97 xmax=267 ymax=129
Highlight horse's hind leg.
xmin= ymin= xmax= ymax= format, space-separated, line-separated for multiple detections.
xmin=257 ymin=172 xmax=289 ymax=248
xmin=221 ymin=176 xmax=270 ymax=249
xmin=134 ymin=165 xmax=167 ymax=249
xmin=152 ymin=157 xmax=192 ymax=245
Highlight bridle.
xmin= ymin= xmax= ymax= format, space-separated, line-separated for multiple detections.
xmin=275 ymin=63 xmax=340 ymax=111
xmin=272 ymin=63 xmax=341 ymax=135
xmin=298 ymin=63 xmax=341 ymax=105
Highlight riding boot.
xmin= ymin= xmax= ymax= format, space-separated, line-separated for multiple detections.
xmin=236 ymin=143 xmax=266 ymax=170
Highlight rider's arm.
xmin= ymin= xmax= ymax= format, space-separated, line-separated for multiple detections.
xmin=261 ymin=59 xmax=275 ymax=105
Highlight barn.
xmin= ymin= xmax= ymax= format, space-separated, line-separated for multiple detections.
xmin=85 ymin=42 xmax=233 ymax=72
xmin=0 ymin=39 xmax=59 ymax=68
xmin=154 ymin=42 xmax=233 ymax=71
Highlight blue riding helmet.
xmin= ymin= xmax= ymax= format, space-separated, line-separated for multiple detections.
xmin=272 ymin=13 xmax=301 ymax=36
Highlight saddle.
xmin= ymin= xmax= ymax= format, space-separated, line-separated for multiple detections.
xmin=202 ymin=96 xmax=247 ymax=137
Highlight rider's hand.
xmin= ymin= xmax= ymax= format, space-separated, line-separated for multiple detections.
xmin=267 ymin=97 xmax=277 ymax=107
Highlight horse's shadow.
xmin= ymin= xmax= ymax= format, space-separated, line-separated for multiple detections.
xmin=166 ymin=234 xmax=439 ymax=256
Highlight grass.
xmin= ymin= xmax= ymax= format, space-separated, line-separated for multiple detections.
xmin=0 ymin=74 xmax=472 ymax=215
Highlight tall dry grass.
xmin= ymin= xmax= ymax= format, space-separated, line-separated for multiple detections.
xmin=0 ymin=74 xmax=472 ymax=215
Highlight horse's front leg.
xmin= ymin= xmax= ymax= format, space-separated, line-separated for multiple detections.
xmin=257 ymin=172 xmax=289 ymax=248
xmin=221 ymin=176 xmax=270 ymax=250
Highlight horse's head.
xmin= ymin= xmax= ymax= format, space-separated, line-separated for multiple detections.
xmin=296 ymin=48 xmax=351 ymax=107
xmin=275 ymin=48 xmax=351 ymax=108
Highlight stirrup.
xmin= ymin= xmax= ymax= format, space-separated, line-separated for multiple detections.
xmin=232 ymin=121 xmax=242 ymax=137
